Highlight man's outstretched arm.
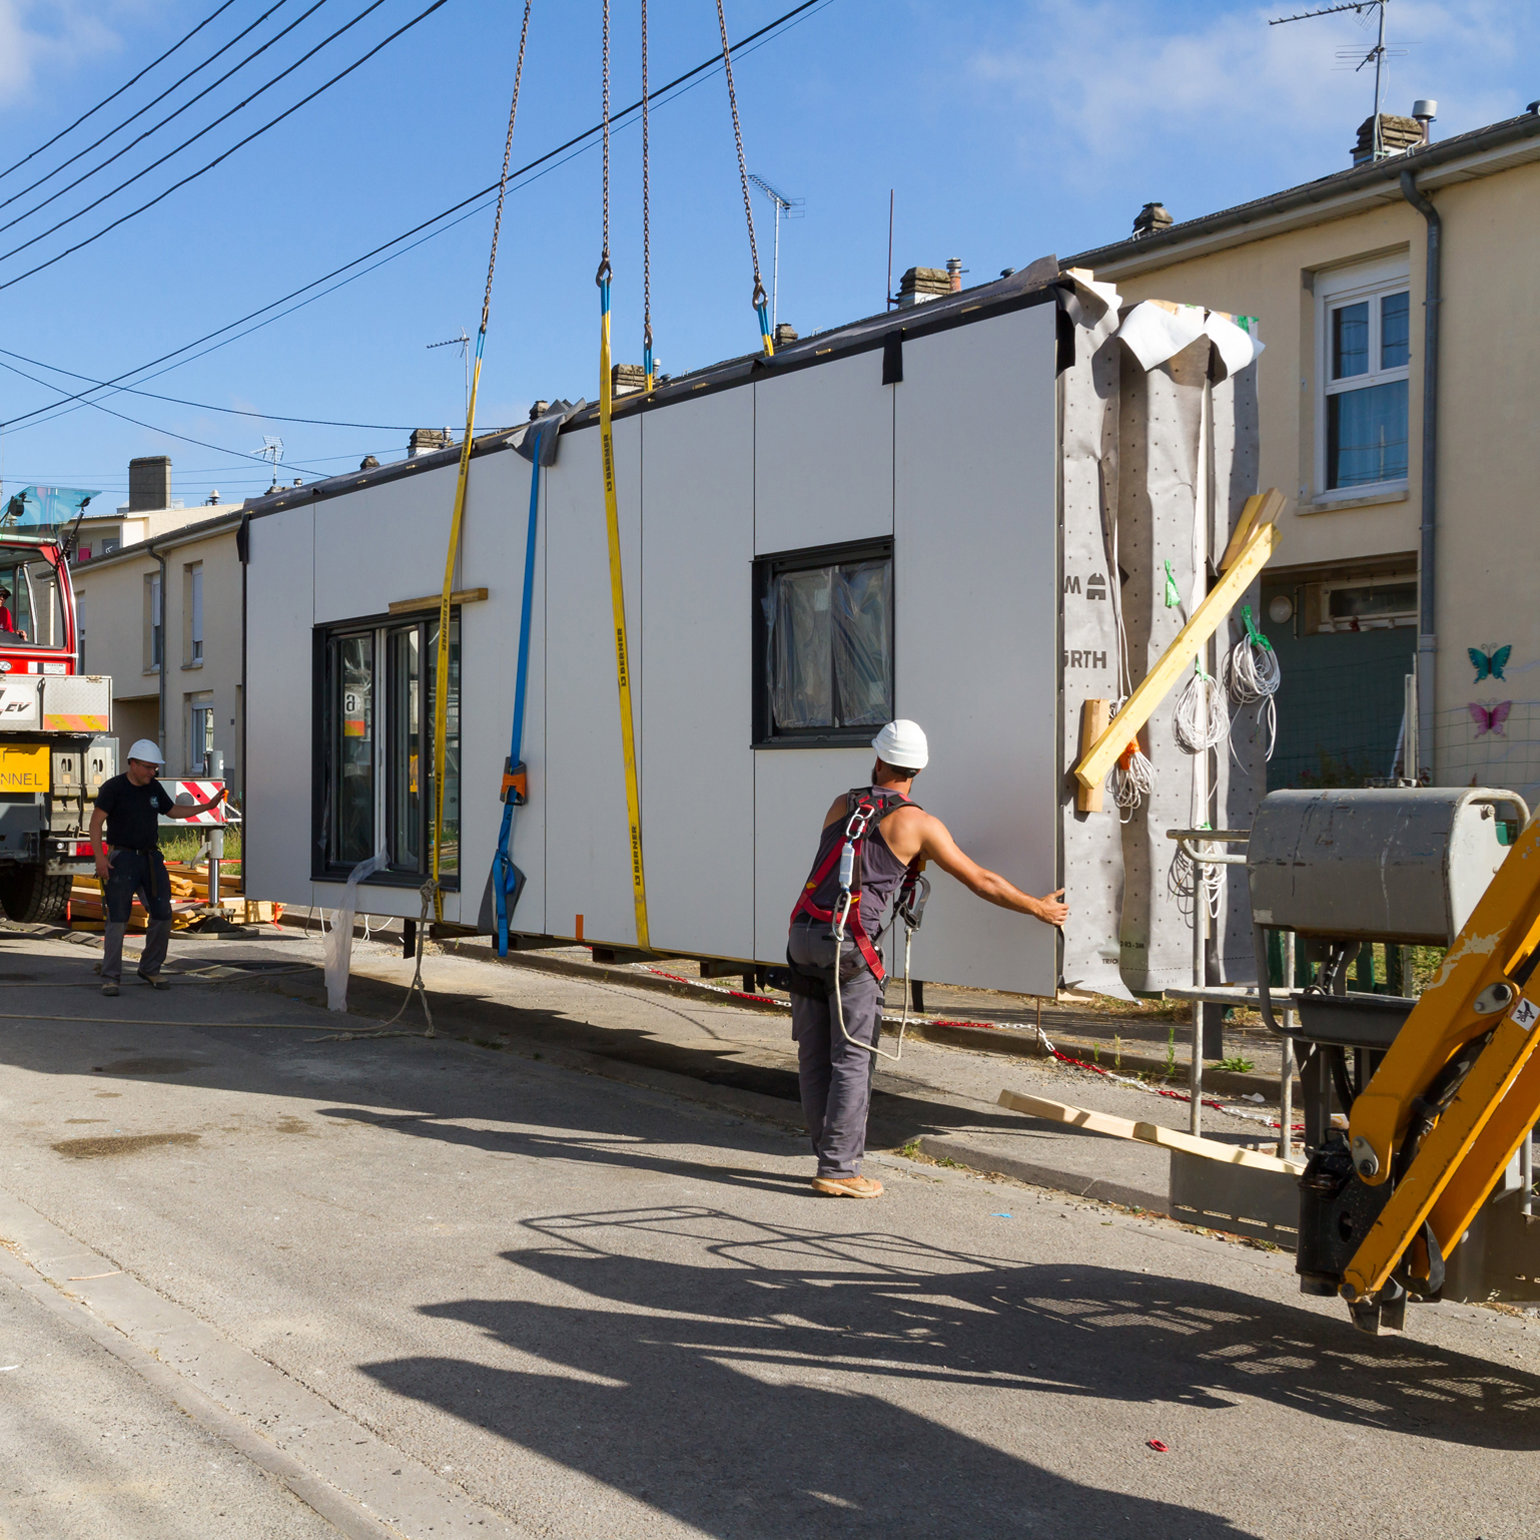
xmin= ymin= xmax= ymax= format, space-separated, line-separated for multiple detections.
xmin=917 ymin=813 xmax=1068 ymax=926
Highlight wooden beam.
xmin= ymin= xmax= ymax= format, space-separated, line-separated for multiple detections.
xmin=1074 ymin=515 xmax=1280 ymax=793
xmin=388 ymin=586 xmax=489 ymax=615
xmin=1217 ymin=488 xmax=1285 ymax=573
xmin=1075 ymin=699 xmax=1110 ymax=812
xmin=996 ymin=1089 xmax=1294 ymax=1173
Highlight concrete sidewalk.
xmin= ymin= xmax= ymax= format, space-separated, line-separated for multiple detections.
xmin=3 ymin=921 xmax=1539 ymax=1540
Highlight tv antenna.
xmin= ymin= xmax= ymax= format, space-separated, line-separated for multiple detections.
xmin=255 ymin=436 xmax=285 ymax=490
xmin=428 ymin=328 xmax=472 ymax=425
xmin=747 ymin=173 xmax=804 ymax=331
xmin=1271 ymin=0 xmax=1403 ymax=161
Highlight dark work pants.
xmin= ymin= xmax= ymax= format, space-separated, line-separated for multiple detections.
xmin=788 ymin=923 xmax=884 ymax=1178
xmin=102 ymin=848 xmax=172 ymax=984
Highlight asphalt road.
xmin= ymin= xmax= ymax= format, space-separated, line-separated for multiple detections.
xmin=1 ymin=926 xmax=1538 ymax=1539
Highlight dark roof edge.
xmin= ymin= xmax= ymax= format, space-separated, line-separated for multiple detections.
xmin=1065 ymin=111 xmax=1540 ymax=274
xmin=241 ymin=255 xmax=1063 ymax=523
xmin=69 ymin=508 xmax=246 ymax=572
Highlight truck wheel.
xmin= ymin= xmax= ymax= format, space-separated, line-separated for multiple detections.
xmin=0 ymin=867 xmax=71 ymax=924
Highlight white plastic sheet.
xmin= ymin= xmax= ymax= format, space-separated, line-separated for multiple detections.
xmin=324 ymin=849 xmax=389 ymax=1011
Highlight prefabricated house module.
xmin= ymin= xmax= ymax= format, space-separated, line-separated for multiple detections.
xmin=242 ymin=259 xmax=1269 ymax=1000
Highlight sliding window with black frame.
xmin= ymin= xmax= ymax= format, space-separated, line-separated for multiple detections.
xmin=753 ymin=537 xmax=893 ymax=747
xmin=313 ymin=611 xmax=460 ymax=885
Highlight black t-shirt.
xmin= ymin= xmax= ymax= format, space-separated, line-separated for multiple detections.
xmin=95 ymin=773 xmax=173 ymax=850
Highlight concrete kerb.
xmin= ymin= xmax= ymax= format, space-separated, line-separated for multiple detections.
xmin=424 ymin=932 xmax=1296 ymax=1102
xmin=298 ymin=953 xmax=1190 ymax=1221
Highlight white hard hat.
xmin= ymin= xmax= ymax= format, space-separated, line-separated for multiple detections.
xmin=872 ymin=719 xmax=928 ymax=772
xmin=126 ymin=739 xmax=165 ymax=766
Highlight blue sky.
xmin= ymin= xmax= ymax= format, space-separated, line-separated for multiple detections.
xmin=0 ymin=0 xmax=1534 ymax=508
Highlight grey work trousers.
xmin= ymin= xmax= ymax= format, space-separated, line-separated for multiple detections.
xmin=101 ymin=848 xmax=172 ymax=985
xmin=787 ymin=923 xmax=883 ymax=1178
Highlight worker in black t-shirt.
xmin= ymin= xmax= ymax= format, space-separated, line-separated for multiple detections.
xmin=89 ymin=740 xmax=226 ymax=997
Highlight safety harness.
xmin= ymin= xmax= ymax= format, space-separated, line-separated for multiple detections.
xmin=789 ymin=787 xmax=918 ymax=982
xmin=789 ymin=787 xmax=932 ymax=1065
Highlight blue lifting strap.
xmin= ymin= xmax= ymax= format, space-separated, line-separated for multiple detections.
xmin=494 ymin=423 xmax=545 ymax=955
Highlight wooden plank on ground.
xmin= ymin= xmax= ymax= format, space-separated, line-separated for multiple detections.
xmin=997 ymin=1088 xmax=1293 ymax=1172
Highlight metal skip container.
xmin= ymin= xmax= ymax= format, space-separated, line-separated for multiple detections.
xmin=1247 ymin=787 xmax=1530 ymax=947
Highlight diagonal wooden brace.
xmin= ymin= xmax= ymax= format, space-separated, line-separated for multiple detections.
xmin=1074 ymin=507 xmax=1281 ymax=794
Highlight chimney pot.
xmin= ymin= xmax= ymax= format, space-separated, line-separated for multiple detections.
xmin=1412 ymin=99 xmax=1437 ymax=143
xmin=360 ymin=455 xmax=380 ymax=471
xmin=127 ymin=455 xmax=172 ymax=511
xmin=611 ymin=363 xmax=647 ymax=397
xmin=1351 ymin=112 xmax=1424 ymax=164
xmin=1132 ymin=202 xmax=1174 ymax=238
xmin=946 ymin=257 xmax=964 ymax=292
xmin=896 ymin=266 xmax=951 ymax=307
xmin=408 ymin=428 xmax=452 ymax=458
xmin=772 ymin=322 xmax=798 ymax=350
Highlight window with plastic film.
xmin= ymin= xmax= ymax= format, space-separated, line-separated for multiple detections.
xmin=755 ymin=539 xmax=893 ymax=746
xmin=315 ymin=612 xmax=459 ymax=883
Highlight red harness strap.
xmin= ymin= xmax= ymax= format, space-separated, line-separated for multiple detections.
xmin=789 ymin=789 xmax=915 ymax=984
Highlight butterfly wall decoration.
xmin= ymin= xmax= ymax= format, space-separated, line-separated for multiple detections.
xmin=1469 ymin=700 xmax=1512 ymax=737
xmin=1469 ymin=645 xmax=1511 ymax=682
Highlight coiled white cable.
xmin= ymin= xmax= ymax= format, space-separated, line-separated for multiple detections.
xmin=1111 ymin=743 xmax=1155 ymax=823
xmin=1173 ymin=666 xmax=1230 ymax=753
xmin=1223 ymin=628 xmax=1281 ymax=761
xmin=1167 ymin=837 xmax=1225 ymax=923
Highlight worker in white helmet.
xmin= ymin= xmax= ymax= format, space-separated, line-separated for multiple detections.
xmin=89 ymin=740 xmax=227 ymax=996
xmin=787 ymin=719 xmax=1068 ymax=1198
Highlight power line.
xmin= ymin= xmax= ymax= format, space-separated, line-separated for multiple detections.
xmin=1 ymin=0 xmax=834 ymax=435
xmin=0 ymin=0 xmax=241 ymax=184
xmin=0 ymin=343 xmax=412 ymax=430
xmin=0 ymin=0 xmax=394 ymax=264
xmin=0 ymin=0 xmax=303 ymax=222
xmin=0 ymin=353 xmax=330 ymax=476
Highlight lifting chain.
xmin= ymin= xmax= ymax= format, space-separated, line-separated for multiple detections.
xmin=641 ymin=0 xmax=653 ymax=386
xmin=713 ymin=0 xmax=773 ymax=354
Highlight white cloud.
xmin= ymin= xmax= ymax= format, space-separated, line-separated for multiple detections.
xmin=0 ymin=2 xmax=130 ymax=108
xmin=970 ymin=0 xmax=1540 ymax=183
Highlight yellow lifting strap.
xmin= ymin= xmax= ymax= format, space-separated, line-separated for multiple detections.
xmin=595 ymin=0 xmax=649 ymax=948
xmin=429 ymin=2 xmax=533 ymax=920
xmin=597 ymin=277 xmax=649 ymax=948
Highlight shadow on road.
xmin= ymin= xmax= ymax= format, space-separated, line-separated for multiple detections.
xmin=361 ymin=1206 xmax=1540 ymax=1537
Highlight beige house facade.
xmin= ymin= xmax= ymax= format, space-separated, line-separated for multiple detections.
xmin=72 ymin=507 xmax=245 ymax=792
xmin=1069 ymin=108 xmax=1540 ymax=797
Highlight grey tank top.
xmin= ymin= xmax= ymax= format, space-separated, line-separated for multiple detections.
xmin=797 ymin=786 xmax=919 ymax=940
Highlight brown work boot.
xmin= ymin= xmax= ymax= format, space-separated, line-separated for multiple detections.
xmin=811 ymin=1174 xmax=884 ymax=1199
xmin=101 ymin=982 xmax=119 ymax=998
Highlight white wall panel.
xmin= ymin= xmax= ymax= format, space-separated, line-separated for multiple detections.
xmin=543 ymin=416 xmax=644 ymax=946
xmin=641 ymin=391 xmax=755 ymax=959
xmin=311 ymin=464 xmax=461 ymax=626
xmin=754 ymin=350 xmax=893 ymax=555
xmin=894 ymin=306 xmax=1059 ymax=995
xmin=753 ymin=746 xmax=873 ymax=962
xmin=244 ymin=503 xmax=315 ymax=907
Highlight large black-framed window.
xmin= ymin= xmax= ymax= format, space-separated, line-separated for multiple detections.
xmin=753 ymin=537 xmax=893 ymax=747
xmin=314 ymin=611 xmax=459 ymax=885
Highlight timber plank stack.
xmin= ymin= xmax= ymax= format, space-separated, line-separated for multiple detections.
xmin=68 ymin=861 xmax=282 ymax=931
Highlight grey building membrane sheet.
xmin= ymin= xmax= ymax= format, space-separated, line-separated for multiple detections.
xmin=1058 ymin=283 xmax=1265 ymax=996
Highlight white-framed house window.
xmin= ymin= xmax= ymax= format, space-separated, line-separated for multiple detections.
xmin=146 ymin=570 xmax=163 ymax=671
xmin=188 ymin=692 xmax=215 ymax=774
xmin=1316 ymin=259 xmax=1411 ymax=499
xmin=185 ymin=560 xmax=204 ymax=664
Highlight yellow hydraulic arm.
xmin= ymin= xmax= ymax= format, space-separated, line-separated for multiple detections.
xmin=1342 ymin=810 xmax=1540 ymax=1306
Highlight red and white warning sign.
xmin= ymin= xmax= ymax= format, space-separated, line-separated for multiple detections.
xmin=158 ymin=778 xmax=229 ymax=825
